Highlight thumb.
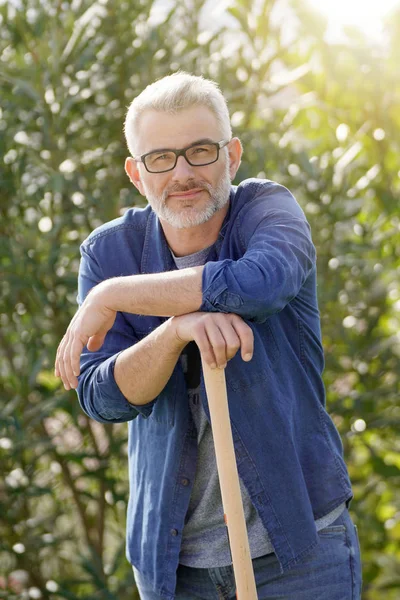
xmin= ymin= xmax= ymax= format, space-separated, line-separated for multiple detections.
xmin=87 ymin=334 xmax=106 ymax=352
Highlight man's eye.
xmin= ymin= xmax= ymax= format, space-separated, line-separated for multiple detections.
xmin=155 ymin=153 xmax=169 ymax=161
xmin=193 ymin=146 xmax=208 ymax=153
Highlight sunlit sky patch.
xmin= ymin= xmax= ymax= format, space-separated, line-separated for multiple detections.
xmin=306 ymin=0 xmax=400 ymax=41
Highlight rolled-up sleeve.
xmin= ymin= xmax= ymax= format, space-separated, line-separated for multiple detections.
xmin=76 ymin=242 xmax=157 ymax=423
xmin=200 ymin=185 xmax=316 ymax=323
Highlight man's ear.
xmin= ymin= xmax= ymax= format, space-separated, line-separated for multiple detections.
xmin=228 ymin=137 xmax=243 ymax=180
xmin=125 ymin=157 xmax=146 ymax=196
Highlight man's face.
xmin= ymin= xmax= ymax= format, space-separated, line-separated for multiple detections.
xmin=130 ymin=106 xmax=233 ymax=229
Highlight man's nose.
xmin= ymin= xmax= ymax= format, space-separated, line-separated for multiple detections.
xmin=171 ymin=155 xmax=195 ymax=180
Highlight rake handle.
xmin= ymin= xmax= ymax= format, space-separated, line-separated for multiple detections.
xmin=201 ymin=360 xmax=258 ymax=600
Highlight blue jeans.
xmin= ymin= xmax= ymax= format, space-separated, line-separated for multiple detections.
xmin=133 ymin=507 xmax=362 ymax=599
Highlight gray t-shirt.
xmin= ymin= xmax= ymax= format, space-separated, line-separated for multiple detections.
xmin=171 ymin=245 xmax=345 ymax=568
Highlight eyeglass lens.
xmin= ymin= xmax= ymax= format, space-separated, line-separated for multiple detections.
xmin=144 ymin=144 xmax=218 ymax=172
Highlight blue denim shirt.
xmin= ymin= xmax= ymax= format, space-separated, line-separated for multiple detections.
xmin=76 ymin=179 xmax=353 ymax=600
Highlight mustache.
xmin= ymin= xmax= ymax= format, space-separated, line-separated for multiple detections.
xmin=163 ymin=181 xmax=210 ymax=199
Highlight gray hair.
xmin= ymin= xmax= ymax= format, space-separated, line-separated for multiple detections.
xmin=123 ymin=71 xmax=232 ymax=156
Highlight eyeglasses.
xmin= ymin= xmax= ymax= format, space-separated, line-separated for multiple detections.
xmin=133 ymin=139 xmax=230 ymax=173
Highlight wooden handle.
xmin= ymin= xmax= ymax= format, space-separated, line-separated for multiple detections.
xmin=202 ymin=360 xmax=258 ymax=600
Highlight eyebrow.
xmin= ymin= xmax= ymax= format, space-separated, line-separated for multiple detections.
xmin=146 ymin=138 xmax=216 ymax=154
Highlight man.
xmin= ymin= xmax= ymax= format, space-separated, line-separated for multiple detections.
xmin=55 ymin=72 xmax=362 ymax=599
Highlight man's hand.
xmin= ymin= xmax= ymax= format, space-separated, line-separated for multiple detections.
xmin=54 ymin=286 xmax=116 ymax=390
xmin=172 ymin=312 xmax=254 ymax=369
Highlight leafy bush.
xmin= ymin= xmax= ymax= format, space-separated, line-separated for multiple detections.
xmin=1 ymin=1 xmax=399 ymax=598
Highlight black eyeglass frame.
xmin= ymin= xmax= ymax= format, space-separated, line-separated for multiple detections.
xmin=133 ymin=139 xmax=231 ymax=173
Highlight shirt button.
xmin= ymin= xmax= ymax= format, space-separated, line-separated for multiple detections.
xmin=181 ymin=478 xmax=189 ymax=486
xmin=170 ymin=529 xmax=178 ymax=537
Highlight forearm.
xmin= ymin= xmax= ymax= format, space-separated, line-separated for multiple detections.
xmin=101 ymin=266 xmax=203 ymax=317
xmin=114 ymin=317 xmax=187 ymax=405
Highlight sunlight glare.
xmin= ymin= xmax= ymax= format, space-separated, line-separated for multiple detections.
xmin=307 ymin=0 xmax=400 ymax=40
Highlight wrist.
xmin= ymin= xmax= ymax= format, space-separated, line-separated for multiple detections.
xmin=90 ymin=279 xmax=116 ymax=311
xmin=166 ymin=317 xmax=188 ymax=352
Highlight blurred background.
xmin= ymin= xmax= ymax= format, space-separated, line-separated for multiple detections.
xmin=1 ymin=0 xmax=399 ymax=598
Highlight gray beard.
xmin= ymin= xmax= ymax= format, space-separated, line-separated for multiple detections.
xmin=144 ymin=163 xmax=232 ymax=229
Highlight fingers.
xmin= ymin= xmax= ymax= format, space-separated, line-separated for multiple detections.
xmin=54 ymin=335 xmax=64 ymax=378
xmin=54 ymin=300 xmax=116 ymax=391
xmin=54 ymin=327 xmax=87 ymax=390
xmin=55 ymin=334 xmax=70 ymax=389
xmin=70 ymin=334 xmax=86 ymax=378
xmin=209 ymin=321 xmax=242 ymax=368
xmin=230 ymin=315 xmax=254 ymax=362
xmin=192 ymin=313 xmax=254 ymax=369
xmin=55 ymin=332 xmax=75 ymax=390
xmin=192 ymin=326 xmax=219 ymax=370
xmin=201 ymin=320 xmax=231 ymax=369
xmin=86 ymin=334 xmax=106 ymax=353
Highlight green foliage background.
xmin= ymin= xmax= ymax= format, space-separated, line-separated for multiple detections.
xmin=1 ymin=1 xmax=399 ymax=598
